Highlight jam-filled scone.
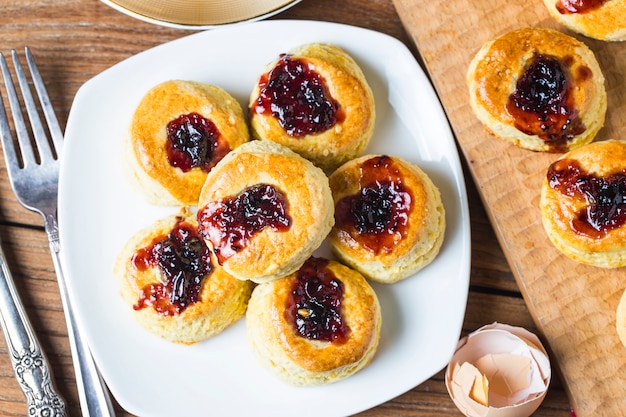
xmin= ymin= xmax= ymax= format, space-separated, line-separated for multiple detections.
xmin=124 ymin=80 xmax=249 ymax=206
xmin=467 ymin=27 xmax=606 ymax=152
xmin=540 ymin=140 xmax=626 ymax=268
xmin=246 ymin=257 xmax=381 ymax=386
xmin=248 ymin=43 xmax=375 ymax=172
xmin=328 ymin=155 xmax=445 ymax=283
xmin=542 ymin=0 xmax=626 ymax=41
xmin=113 ymin=209 xmax=253 ymax=344
xmin=197 ymin=140 xmax=334 ymax=283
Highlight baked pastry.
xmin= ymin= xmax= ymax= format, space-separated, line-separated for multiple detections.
xmin=246 ymin=257 xmax=381 ymax=386
xmin=540 ymin=139 xmax=626 ymax=267
xmin=328 ymin=154 xmax=445 ymax=283
xmin=113 ymin=209 xmax=253 ymax=344
xmin=248 ymin=43 xmax=375 ymax=172
xmin=197 ymin=140 xmax=334 ymax=283
xmin=124 ymin=80 xmax=249 ymax=206
xmin=467 ymin=27 xmax=606 ymax=152
xmin=617 ymin=287 xmax=626 ymax=348
xmin=542 ymin=0 xmax=626 ymax=41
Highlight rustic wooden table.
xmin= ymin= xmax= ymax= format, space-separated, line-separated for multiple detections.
xmin=0 ymin=0 xmax=573 ymax=416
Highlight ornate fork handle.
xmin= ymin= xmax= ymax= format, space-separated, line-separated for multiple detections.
xmin=0 ymin=236 xmax=66 ymax=417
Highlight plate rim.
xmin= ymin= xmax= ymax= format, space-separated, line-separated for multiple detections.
xmin=99 ymin=0 xmax=302 ymax=30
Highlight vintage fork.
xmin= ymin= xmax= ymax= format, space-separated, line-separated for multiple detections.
xmin=0 ymin=47 xmax=116 ymax=416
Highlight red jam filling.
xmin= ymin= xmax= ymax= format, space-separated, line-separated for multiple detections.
xmin=547 ymin=158 xmax=626 ymax=238
xmin=285 ymin=257 xmax=349 ymax=344
xmin=335 ymin=155 xmax=412 ymax=254
xmin=251 ymin=54 xmax=345 ymax=137
xmin=506 ymin=54 xmax=586 ymax=152
xmin=131 ymin=219 xmax=212 ymax=316
xmin=197 ymin=184 xmax=291 ymax=264
xmin=166 ymin=112 xmax=230 ymax=172
xmin=556 ymin=0 xmax=607 ymax=14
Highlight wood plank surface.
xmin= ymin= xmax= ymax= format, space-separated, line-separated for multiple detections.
xmin=0 ymin=0 xmax=573 ymax=415
xmin=392 ymin=0 xmax=626 ymax=416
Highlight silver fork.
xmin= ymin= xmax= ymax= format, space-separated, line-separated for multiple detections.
xmin=0 ymin=47 xmax=116 ymax=417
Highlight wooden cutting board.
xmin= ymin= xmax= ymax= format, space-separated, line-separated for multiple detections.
xmin=391 ymin=0 xmax=626 ymax=415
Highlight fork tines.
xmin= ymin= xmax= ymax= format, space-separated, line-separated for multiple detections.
xmin=0 ymin=47 xmax=63 ymax=171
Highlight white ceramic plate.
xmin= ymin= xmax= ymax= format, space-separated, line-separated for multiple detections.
xmin=59 ymin=20 xmax=471 ymax=417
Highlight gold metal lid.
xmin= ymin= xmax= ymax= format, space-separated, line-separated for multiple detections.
xmin=101 ymin=0 xmax=301 ymax=29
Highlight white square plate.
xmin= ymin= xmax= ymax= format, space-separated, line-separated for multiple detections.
xmin=58 ymin=20 xmax=471 ymax=417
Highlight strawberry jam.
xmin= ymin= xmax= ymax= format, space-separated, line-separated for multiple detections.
xmin=507 ymin=54 xmax=586 ymax=152
xmin=197 ymin=184 xmax=291 ymax=264
xmin=556 ymin=0 xmax=607 ymax=14
xmin=166 ymin=112 xmax=230 ymax=172
xmin=132 ymin=218 xmax=212 ymax=316
xmin=251 ymin=54 xmax=345 ymax=137
xmin=547 ymin=158 xmax=626 ymax=238
xmin=335 ymin=156 xmax=412 ymax=254
xmin=285 ymin=257 xmax=349 ymax=344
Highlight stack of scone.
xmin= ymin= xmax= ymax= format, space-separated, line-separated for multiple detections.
xmin=114 ymin=42 xmax=447 ymax=385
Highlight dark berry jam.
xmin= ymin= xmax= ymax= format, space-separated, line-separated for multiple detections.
xmin=285 ymin=257 xmax=349 ymax=344
xmin=335 ymin=156 xmax=412 ymax=254
xmin=166 ymin=112 xmax=230 ymax=172
xmin=556 ymin=0 xmax=607 ymax=14
xmin=547 ymin=158 xmax=626 ymax=238
xmin=197 ymin=184 xmax=291 ymax=263
xmin=132 ymin=218 xmax=212 ymax=316
xmin=251 ymin=54 xmax=345 ymax=137
xmin=507 ymin=54 xmax=586 ymax=152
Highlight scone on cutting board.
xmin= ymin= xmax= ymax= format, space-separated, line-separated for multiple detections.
xmin=197 ymin=140 xmax=334 ymax=284
xmin=113 ymin=209 xmax=253 ymax=344
xmin=248 ymin=42 xmax=375 ymax=172
xmin=124 ymin=80 xmax=249 ymax=206
xmin=540 ymin=139 xmax=626 ymax=268
xmin=328 ymin=154 xmax=445 ymax=283
xmin=246 ymin=257 xmax=381 ymax=385
xmin=467 ymin=27 xmax=606 ymax=152
xmin=542 ymin=0 xmax=626 ymax=41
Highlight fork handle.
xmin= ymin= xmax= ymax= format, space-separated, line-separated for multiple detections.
xmin=0 ymin=237 xmax=67 ymax=417
xmin=46 ymin=223 xmax=116 ymax=417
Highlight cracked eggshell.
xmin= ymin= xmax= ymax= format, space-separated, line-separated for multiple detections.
xmin=445 ymin=322 xmax=551 ymax=417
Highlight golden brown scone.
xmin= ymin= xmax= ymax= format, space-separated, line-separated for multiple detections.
xmin=197 ymin=140 xmax=334 ymax=283
xmin=113 ymin=209 xmax=253 ymax=344
xmin=328 ymin=155 xmax=445 ymax=283
xmin=248 ymin=43 xmax=375 ymax=172
xmin=542 ymin=0 xmax=626 ymax=41
xmin=617 ymin=287 xmax=626 ymax=348
xmin=124 ymin=80 xmax=249 ymax=206
xmin=246 ymin=257 xmax=381 ymax=386
xmin=467 ymin=27 xmax=606 ymax=152
xmin=540 ymin=139 xmax=626 ymax=267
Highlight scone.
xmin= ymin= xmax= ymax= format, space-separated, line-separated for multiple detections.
xmin=124 ymin=80 xmax=249 ymax=206
xmin=467 ymin=27 xmax=606 ymax=152
xmin=248 ymin=43 xmax=375 ymax=172
xmin=246 ymin=257 xmax=381 ymax=386
xmin=113 ymin=209 xmax=253 ymax=344
xmin=197 ymin=140 xmax=334 ymax=283
xmin=540 ymin=139 xmax=626 ymax=267
xmin=328 ymin=155 xmax=445 ymax=283
xmin=617 ymin=288 xmax=626 ymax=348
xmin=542 ymin=0 xmax=626 ymax=41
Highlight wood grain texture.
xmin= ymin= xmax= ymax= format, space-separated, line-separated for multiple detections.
xmin=0 ymin=0 xmax=571 ymax=415
xmin=392 ymin=0 xmax=626 ymax=416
